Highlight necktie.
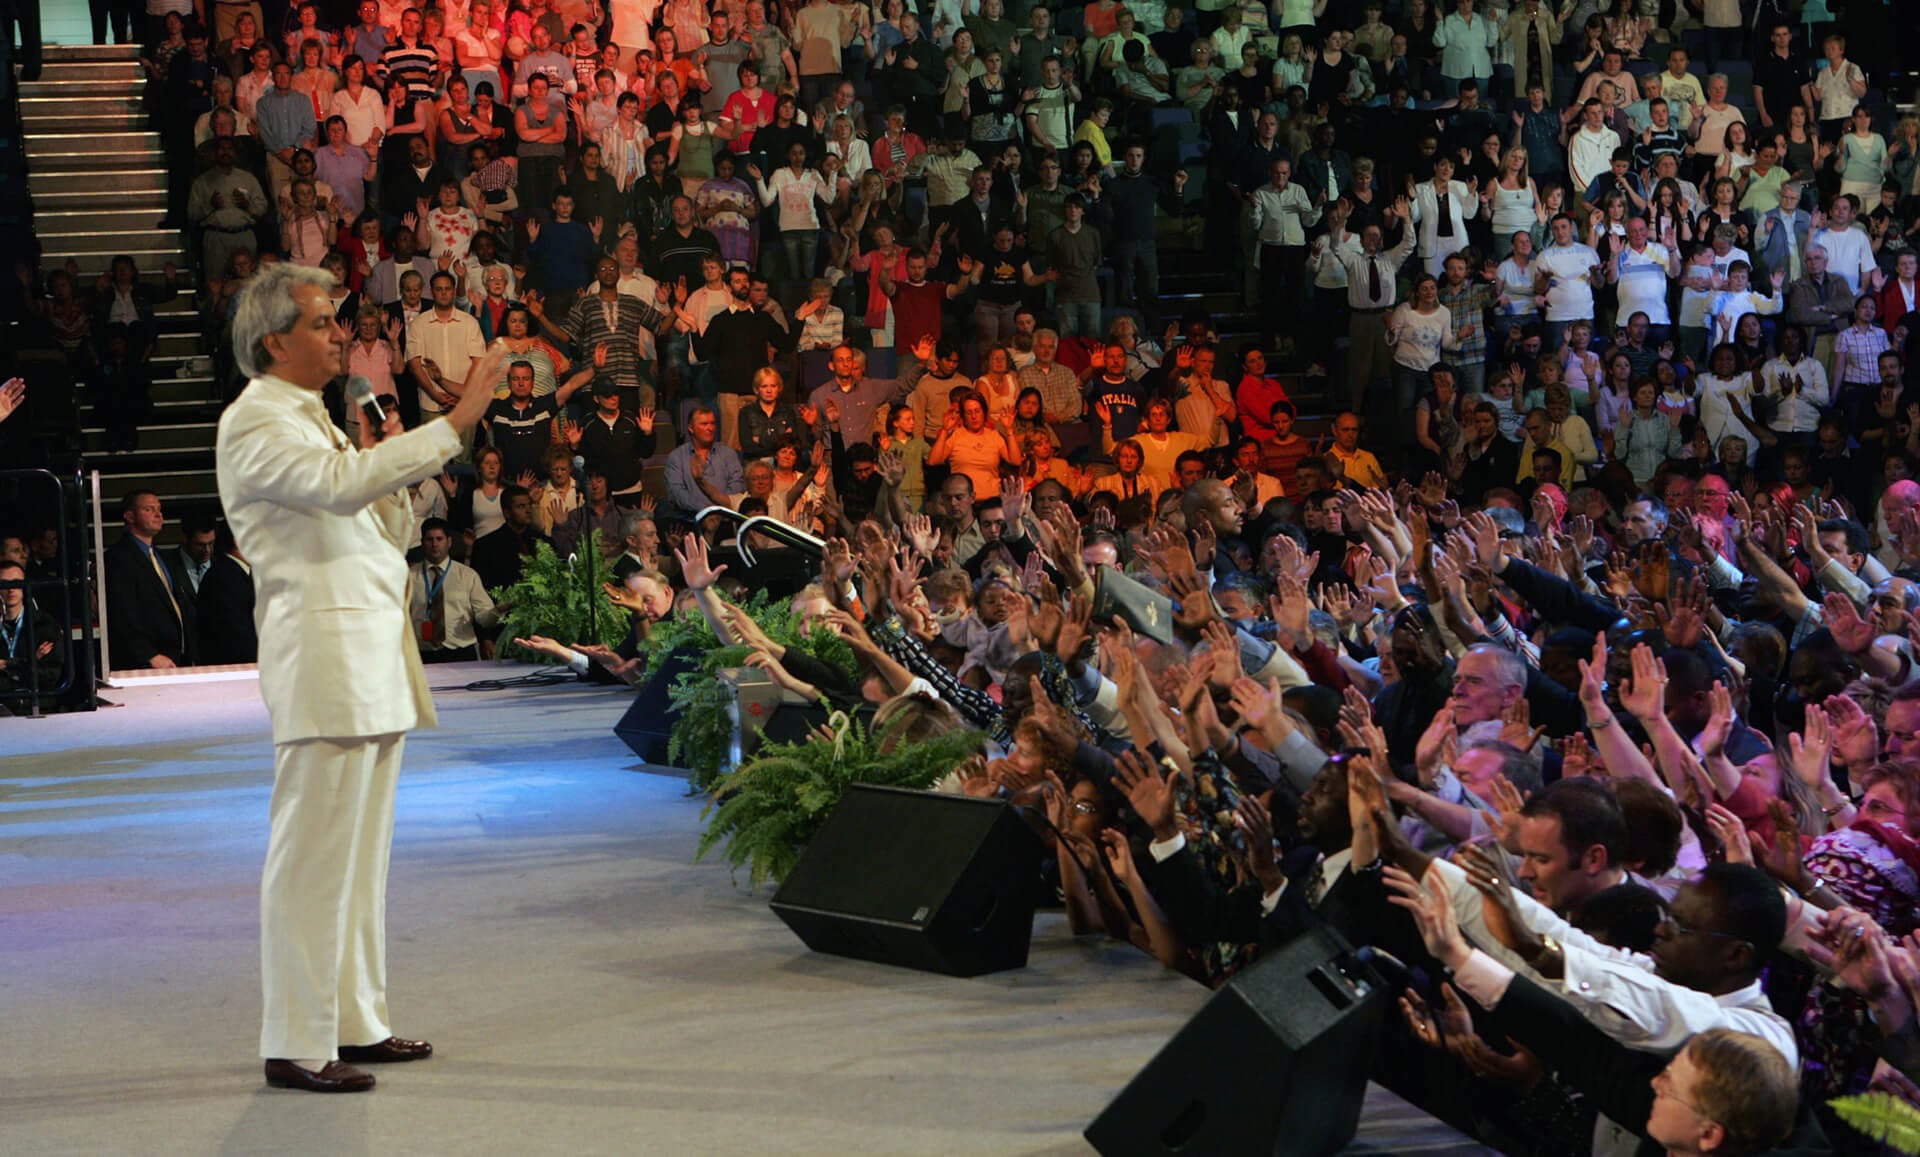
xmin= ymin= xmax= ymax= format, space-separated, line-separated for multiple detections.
xmin=1368 ymin=256 xmax=1382 ymax=304
xmin=426 ymin=564 xmax=446 ymax=644
xmin=149 ymin=547 xmax=184 ymax=651
xmin=1305 ymin=857 xmax=1329 ymax=906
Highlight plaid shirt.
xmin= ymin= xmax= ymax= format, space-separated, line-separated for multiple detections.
xmin=1019 ymin=361 xmax=1083 ymax=421
xmin=1834 ymin=323 xmax=1890 ymax=386
xmin=1437 ymin=278 xmax=1495 ymax=366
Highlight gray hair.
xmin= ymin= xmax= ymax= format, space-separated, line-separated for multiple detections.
xmin=617 ymin=510 xmax=653 ymax=539
xmin=232 ymin=262 xmax=338 ymax=379
xmin=1465 ymin=641 xmax=1529 ymax=693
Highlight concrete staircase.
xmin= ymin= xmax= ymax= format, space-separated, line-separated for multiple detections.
xmin=22 ymin=44 xmax=219 ymax=538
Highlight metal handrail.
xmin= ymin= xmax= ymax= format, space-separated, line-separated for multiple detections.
xmin=732 ymin=516 xmax=826 ymax=570
xmin=0 ymin=468 xmax=87 ymax=713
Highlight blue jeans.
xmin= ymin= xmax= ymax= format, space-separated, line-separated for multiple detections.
xmin=1058 ymin=300 xmax=1102 ymax=339
xmin=1113 ymin=239 xmax=1160 ymax=321
xmin=1391 ymin=364 xmax=1427 ymax=415
xmin=778 ymin=230 xmax=818 ymax=290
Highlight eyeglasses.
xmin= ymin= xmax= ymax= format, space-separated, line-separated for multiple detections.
xmin=1650 ymin=1065 xmax=1715 ymax=1121
xmin=1658 ymin=912 xmax=1749 ymax=947
xmin=1069 ymin=800 xmax=1099 ymax=817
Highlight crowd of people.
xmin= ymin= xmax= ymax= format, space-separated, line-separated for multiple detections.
xmin=19 ymin=0 xmax=1920 ymax=1148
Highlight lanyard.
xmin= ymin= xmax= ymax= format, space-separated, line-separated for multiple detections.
xmin=0 ymin=613 xmax=20 ymax=658
xmin=423 ymin=564 xmax=448 ymax=605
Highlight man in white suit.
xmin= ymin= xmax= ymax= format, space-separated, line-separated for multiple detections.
xmin=218 ymin=262 xmax=508 ymax=1093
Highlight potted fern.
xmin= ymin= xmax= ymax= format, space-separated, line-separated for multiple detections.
xmin=1831 ymin=1092 xmax=1920 ymax=1154
xmin=637 ymin=591 xmax=858 ymax=788
xmin=696 ymin=711 xmax=987 ymax=889
xmin=490 ymin=529 xmax=631 ymax=661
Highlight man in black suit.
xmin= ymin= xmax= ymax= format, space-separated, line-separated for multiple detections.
xmin=104 ymin=489 xmax=198 ymax=670
xmin=1139 ymin=755 xmax=1418 ymax=960
xmin=196 ymin=522 xmax=258 ymax=665
xmin=468 ymin=485 xmax=547 ymax=594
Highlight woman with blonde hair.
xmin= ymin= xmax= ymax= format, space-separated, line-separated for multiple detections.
xmin=1482 ymin=144 xmax=1539 ymax=259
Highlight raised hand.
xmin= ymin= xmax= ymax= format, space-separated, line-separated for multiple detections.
xmin=1617 ymin=642 xmax=1666 ymax=721
xmin=1825 ymin=693 xmax=1880 ymax=767
xmin=1785 ymin=704 xmax=1834 ymax=791
xmin=1112 ymin=747 xmax=1184 ymax=842
xmin=1697 ymin=681 xmax=1735 ymax=761
xmin=0 ymin=377 xmax=24 ymax=423
xmin=674 ymin=533 xmax=728 ymax=590
xmin=1383 ymin=864 xmax=1472 ymax=970
xmin=1704 ymin=803 xmax=1753 ymax=865
xmin=1414 ymin=703 xmax=1459 ymax=786
xmin=1457 ymin=843 xmax=1542 ymax=959
xmin=1824 ymin=592 xmax=1878 ymax=656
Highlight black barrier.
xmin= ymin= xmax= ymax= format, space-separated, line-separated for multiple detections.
xmin=0 ymin=469 xmax=96 ymax=716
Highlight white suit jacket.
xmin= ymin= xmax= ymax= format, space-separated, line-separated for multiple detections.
xmin=1409 ymin=179 xmax=1476 ymax=275
xmin=216 ymin=374 xmax=463 ymax=745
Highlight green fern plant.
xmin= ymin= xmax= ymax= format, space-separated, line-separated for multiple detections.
xmin=642 ymin=590 xmax=859 ymax=788
xmin=490 ymin=530 xmax=631 ymax=661
xmin=1831 ymin=1092 xmax=1920 ymax=1154
xmin=696 ymin=714 xmax=986 ymax=889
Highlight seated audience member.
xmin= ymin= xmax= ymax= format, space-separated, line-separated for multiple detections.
xmin=411 ymin=518 xmax=500 ymax=661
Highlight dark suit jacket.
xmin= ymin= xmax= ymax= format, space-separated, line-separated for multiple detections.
xmin=469 ymin=524 xmax=547 ymax=595
xmin=195 ymin=554 xmax=257 ymax=665
xmin=946 ymin=193 xmax=1023 ymax=261
xmin=104 ymin=534 xmax=197 ymax=670
xmin=1479 ymin=971 xmax=1832 ymax=1157
xmin=0 ymin=605 xmax=64 ymax=699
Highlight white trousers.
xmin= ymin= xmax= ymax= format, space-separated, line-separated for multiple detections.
xmin=259 ymin=733 xmax=403 ymax=1061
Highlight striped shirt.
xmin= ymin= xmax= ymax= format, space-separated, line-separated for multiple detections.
xmin=379 ymin=38 xmax=439 ymax=100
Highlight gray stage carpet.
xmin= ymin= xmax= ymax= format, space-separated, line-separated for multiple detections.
xmin=0 ymin=665 xmax=1489 ymax=1154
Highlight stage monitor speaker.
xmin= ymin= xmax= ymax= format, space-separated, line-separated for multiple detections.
xmin=1084 ymin=925 xmax=1386 ymax=1157
xmin=613 ymin=646 xmax=700 ymax=765
xmin=770 ymin=784 xmax=1045 ymax=978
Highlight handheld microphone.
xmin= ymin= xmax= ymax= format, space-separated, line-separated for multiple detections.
xmin=572 ymin=454 xmax=587 ymax=485
xmin=347 ymin=375 xmax=386 ymax=436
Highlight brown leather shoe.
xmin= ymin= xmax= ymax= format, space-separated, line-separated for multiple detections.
xmin=337 ymin=1037 xmax=434 ymax=1063
xmin=264 ymin=1059 xmax=375 ymax=1092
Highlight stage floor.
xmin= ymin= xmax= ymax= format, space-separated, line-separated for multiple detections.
xmin=0 ymin=666 xmax=1489 ymax=1155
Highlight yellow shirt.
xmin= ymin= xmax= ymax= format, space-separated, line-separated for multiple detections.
xmin=1329 ymin=445 xmax=1387 ymax=489
xmin=1073 ymin=119 xmax=1112 ymax=169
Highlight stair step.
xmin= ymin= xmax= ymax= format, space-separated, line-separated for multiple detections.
xmin=34 ymin=188 xmax=170 ymax=213
xmin=25 ymin=131 xmax=162 ymax=156
xmin=29 ymin=168 xmax=168 ymax=195
xmin=85 ymin=396 xmax=222 ymax=421
xmin=41 ymin=44 xmax=145 ymax=62
xmin=35 ymin=227 xmax=185 ymax=254
xmin=23 ymin=59 xmax=147 ymax=80
xmin=25 ymin=112 xmax=151 ymax=133
xmin=84 ymin=449 xmax=221 ymax=476
xmin=42 ymin=248 xmax=189 ymax=278
xmin=95 ymin=469 xmax=218 ymax=503
xmin=20 ymin=89 xmax=144 ymax=107
xmin=36 ymin=207 xmax=178 ymax=234
xmin=18 ymin=77 xmax=152 ymax=99
xmin=153 ymin=334 xmax=201 ymax=358
xmin=145 ymin=377 xmax=220 ymax=406
xmin=28 ymin=150 xmax=168 ymax=172
xmin=82 ymin=420 xmax=217 ymax=447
